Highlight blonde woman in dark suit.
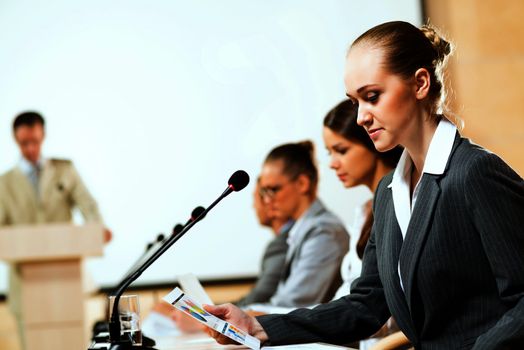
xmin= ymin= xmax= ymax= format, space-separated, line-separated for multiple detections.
xmin=204 ymin=21 xmax=524 ymax=349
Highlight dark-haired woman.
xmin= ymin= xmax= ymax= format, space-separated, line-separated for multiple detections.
xmin=323 ymin=99 xmax=402 ymax=301
xmin=205 ymin=21 xmax=524 ymax=349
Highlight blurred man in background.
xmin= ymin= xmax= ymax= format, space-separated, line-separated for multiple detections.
xmin=0 ymin=111 xmax=111 ymax=349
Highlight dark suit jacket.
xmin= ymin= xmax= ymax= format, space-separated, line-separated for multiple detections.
xmin=258 ymin=134 xmax=524 ymax=349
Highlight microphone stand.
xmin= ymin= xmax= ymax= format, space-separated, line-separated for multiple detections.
xmin=108 ymin=186 xmax=235 ymax=349
xmin=123 ymin=234 xmax=165 ymax=281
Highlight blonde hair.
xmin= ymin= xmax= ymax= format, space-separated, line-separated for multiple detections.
xmin=351 ymin=21 xmax=455 ymax=122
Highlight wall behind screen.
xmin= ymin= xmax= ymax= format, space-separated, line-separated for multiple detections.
xmin=0 ymin=0 xmax=421 ymax=292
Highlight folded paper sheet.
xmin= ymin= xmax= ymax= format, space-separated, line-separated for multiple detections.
xmin=163 ymin=287 xmax=260 ymax=350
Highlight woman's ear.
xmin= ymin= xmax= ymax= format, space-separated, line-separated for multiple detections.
xmin=295 ymin=174 xmax=311 ymax=196
xmin=414 ymin=68 xmax=431 ymax=100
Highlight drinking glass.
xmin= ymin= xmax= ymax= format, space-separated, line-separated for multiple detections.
xmin=108 ymin=294 xmax=142 ymax=345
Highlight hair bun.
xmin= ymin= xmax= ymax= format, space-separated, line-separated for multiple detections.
xmin=421 ymin=25 xmax=452 ymax=64
xmin=298 ymin=140 xmax=315 ymax=154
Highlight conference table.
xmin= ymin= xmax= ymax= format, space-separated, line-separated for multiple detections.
xmin=154 ymin=332 xmax=356 ymax=350
xmin=89 ymin=331 xmax=356 ymax=350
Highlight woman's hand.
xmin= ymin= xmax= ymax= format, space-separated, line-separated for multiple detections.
xmin=202 ymin=303 xmax=269 ymax=345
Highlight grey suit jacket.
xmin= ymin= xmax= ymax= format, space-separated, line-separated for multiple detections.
xmin=235 ymin=223 xmax=292 ymax=307
xmin=269 ymin=199 xmax=349 ymax=308
xmin=258 ymin=134 xmax=524 ymax=349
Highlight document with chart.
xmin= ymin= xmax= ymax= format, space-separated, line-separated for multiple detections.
xmin=163 ymin=287 xmax=260 ymax=350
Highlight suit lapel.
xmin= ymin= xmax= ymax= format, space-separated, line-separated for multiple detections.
xmin=281 ymin=200 xmax=323 ymax=280
xmin=399 ymin=174 xmax=441 ymax=311
xmin=397 ymin=132 xmax=462 ymax=313
xmin=40 ymin=160 xmax=57 ymax=201
xmin=13 ymin=168 xmax=39 ymax=207
xmin=379 ymin=190 xmax=419 ymax=343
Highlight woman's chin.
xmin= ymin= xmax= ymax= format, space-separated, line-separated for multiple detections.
xmin=373 ymin=140 xmax=395 ymax=153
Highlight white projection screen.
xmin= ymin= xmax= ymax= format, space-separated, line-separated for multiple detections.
xmin=0 ymin=0 xmax=421 ymax=292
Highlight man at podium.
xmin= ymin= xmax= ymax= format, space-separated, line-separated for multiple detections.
xmin=0 ymin=111 xmax=111 ymax=349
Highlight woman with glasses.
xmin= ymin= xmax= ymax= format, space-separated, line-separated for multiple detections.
xmin=256 ymin=140 xmax=349 ymax=308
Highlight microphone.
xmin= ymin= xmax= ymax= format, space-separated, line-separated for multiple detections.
xmin=227 ymin=169 xmax=250 ymax=193
xmin=172 ymin=223 xmax=184 ymax=236
xmin=168 ymin=206 xmax=205 ymax=238
xmin=189 ymin=206 xmax=206 ymax=224
xmin=108 ymin=170 xmax=250 ymax=349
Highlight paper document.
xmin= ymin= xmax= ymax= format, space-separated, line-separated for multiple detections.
xmin=263 ymin=344 xmax=353 ymax=349
xmin=178 ymin=273 xmax=214 ymax=305
xmin=163 ymin=287 xmax=260 ymax=350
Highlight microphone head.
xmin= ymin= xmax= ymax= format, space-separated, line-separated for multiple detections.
xmin=157 ymin=233 xmax=165 ymax=242
xmin=172 ymin=224 xmax=184 ymax=235
xmin=191 ymin=206 xmax=206 ymax=221
xmin=228 ymin=170 xmax=250 ymax=192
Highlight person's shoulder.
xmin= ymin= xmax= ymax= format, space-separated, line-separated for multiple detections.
xmin=446 ymin=138 xmax=523 ymax=198
xmin=49 ymin=158 xmax=73 ymax=166
xmin=310 ymin=199 xmax=338 ymax=221
xmin=0 ymin=166 xmax=21 ymax=183
xmin=451 ymin=137 xmax=489 ymax=164
xmin=452 ymin=138 xmax=517 ymax=176
xmin=47 ymin=158 xmax=77 ymax=175
xmin=308 ymin=199 xmax=348 ymax=234
xmin=0 ymin=168 xmax=24 ymax=195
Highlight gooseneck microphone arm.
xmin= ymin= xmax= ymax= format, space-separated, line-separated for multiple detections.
xmin=117 ymin=205 xmax=205 ymax=297
xmin=108 ymin=170 xmax=249 ymax=348
xmin=122 ymin=233 xmax=165 ymax=280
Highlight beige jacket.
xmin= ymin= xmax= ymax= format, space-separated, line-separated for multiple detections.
xmin=0 ymin=158 xmax=102 ymax=225
xmin=0 ymin=158 xmax=103 ymax=316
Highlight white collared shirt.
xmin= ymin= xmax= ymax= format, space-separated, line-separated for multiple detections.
xmin=18 ymin=156 xmax=44 ymax=177
xmin=18 ymin=157 xmax=46 ymax=194
xmin=387 ymin=118 xmax=457 ymax=289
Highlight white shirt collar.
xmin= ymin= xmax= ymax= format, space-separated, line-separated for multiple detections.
xmin=422 ymin=118 xmax=457 ymax=175
xmin=387 ymin=118 xmax=457 ymax=239
xmin=388 ymin=118 xmax=457 ymax=189
xmin=18 ymin=157 xmax=44 ymax=176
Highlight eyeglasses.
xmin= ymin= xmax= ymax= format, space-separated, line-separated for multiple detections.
xmin=258 ymin=185 xmax=284 ymax=199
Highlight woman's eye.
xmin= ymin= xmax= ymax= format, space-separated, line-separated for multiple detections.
xmin=335 ymin=148 xmax=348 ymax=155
xmin=367 ymin=92 xmax=379 ymax=102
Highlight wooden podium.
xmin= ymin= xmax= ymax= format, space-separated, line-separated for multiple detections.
xmin=0 ymin=223 xmax=104 ymax=350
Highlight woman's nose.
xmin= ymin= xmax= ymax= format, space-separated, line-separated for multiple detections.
xmin=262 ymin=195 xmax=272 ymax=204
xmin=329 ymin=157 xmax=339 ymax=170
xmin=357 ymin=107 xmax=372 ymax=126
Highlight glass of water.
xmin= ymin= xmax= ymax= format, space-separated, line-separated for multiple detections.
xmin=109 ymin=294 xmax=142 ymax=345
